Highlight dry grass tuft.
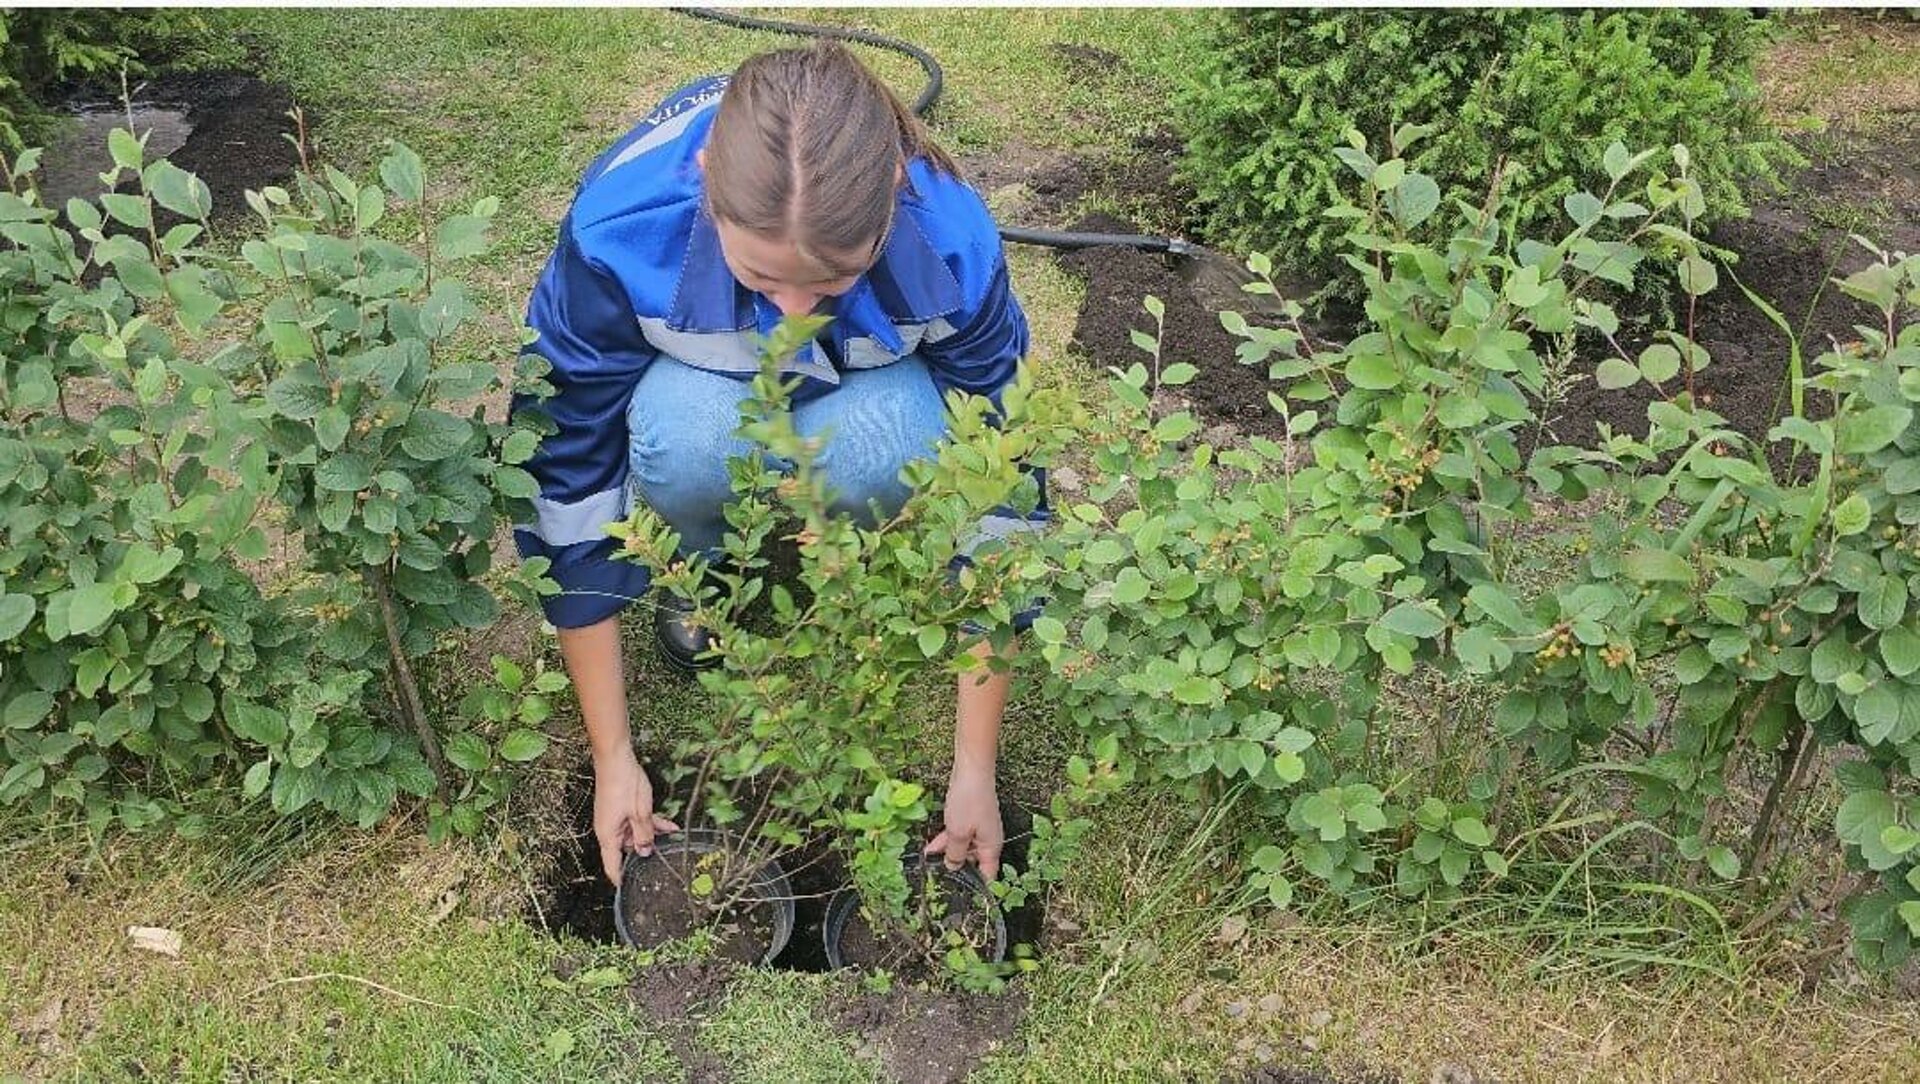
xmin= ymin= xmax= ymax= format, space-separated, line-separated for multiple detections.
xmin=1758 ymin=13 xmax=1920 ymax=131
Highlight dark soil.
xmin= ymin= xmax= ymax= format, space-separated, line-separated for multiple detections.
xmin=534 ymin=763 xmax=784 ymax=964
xmin=628 ymin=959 xmax=735 ymax=1023
xmin=43 ymin=68 xmax=299 ymax=226
xmin=832 ymin=859 xmax=1002 ymax=979
xmin=966 ymin=37 xmax=1342 ymax=444
xmin=533 ymin=757 xmax=644 ymax=945
xmin=531 ymin=760 xmax=1048 ymax=974
xmin=628 ymin=959 xmax=737 ymax=1084
xmin=781 ymin=798 xmax=1045 ymax=974
xmin=1059 ymin=116 xmax=1920 ymax=454
xmin=145 ymin=70 xmax=300 ymax=225
xmin=1057 ymin=211 xmax=1299 ymax=441
xmin=1018 ymin=78 xmax=1919 ymax=461
xmin=1537 ymin=119 xmax=1920 ymax=458
xmin=1048 ymin=42 xmax=1126 ymax=80
xmin=828 ymin=980 xmax=1028 ymax=1084
xmin=618 ymin=840 xmax=782 ymax=965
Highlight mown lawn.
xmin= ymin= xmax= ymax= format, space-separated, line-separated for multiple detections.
xmin=6 ymin=9 xmax=1920 ymax=1083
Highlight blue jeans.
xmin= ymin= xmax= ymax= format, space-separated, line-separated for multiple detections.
xmin=627 ymin=355 xmax=949 ymax=555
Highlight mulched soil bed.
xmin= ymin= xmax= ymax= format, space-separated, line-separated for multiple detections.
xmin=1056 ymin=117 xmax=1919 ymax=456
xmin=1055 ymin=211 xmax=1297 ymax=441
xmin=44 ymin=68 xmax=299 ymax=224
xmin=143 ymin=69 xmax=301 ymax=224
xmin=1547 ymin=118 xmax=1920 ymax=457
xmin=1014 ymin=40 xmax=1919 ymax=462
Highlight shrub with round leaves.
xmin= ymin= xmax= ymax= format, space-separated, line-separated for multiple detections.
xmin=227 ymin=142 xmax=561 ymax=835
xmin=0 ymin=129 xmax=559 ymax=836
xmin=1016 ymin=131 xmax=1920 ymax=971
xmin=0 ymin=136 xmax=417 ymax=831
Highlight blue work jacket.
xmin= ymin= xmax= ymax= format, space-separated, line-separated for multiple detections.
xmin=511 ymin=75 xmax=1041 ymax=629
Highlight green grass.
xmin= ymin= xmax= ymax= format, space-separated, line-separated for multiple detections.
xmin=0 ymin=807 xmax=680 ymax=1083
xmin=698 ymin=971 xmax=880 ymax=1083
xmin=72 ymin=932 xmax=681 ymax=1082
xmin=9 ymin=781 xmax=1920 ymax=1082
xmin=10 ymin=8 xmax=1920 ymax=1084
xmin=205 ymin=7 xmax=1207 ymax=293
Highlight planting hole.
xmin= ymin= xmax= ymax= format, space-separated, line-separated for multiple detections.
xmin=528 ymin=760 xmax=1048 ymax=974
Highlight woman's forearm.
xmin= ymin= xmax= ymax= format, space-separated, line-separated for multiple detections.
xmin=954 ymin=640 xmax=1012 ymax=778
xmin=557 ymin=617 xmax=635 ymax=764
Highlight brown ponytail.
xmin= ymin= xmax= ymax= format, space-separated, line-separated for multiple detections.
xmin=703 ymin=40 xmax=958 ymax=276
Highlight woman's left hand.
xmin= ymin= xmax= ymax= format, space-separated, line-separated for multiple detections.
xmin=926 ymin=767 xmax=1003 ymax=882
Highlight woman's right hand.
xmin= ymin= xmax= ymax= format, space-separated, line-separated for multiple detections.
xmin=593 ymin=747 xmax=681 ymax=885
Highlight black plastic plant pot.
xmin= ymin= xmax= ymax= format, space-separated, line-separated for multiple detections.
xmin=821 ymin=853 xmax=1009 ymax=972
xmin=613 ymin=827 xmax=795 ymax=966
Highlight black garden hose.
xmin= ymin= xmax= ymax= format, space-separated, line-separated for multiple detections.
xmin=671 ymin=6 xmax=945 ymax=117
xmin=673 ymin=6 xmax=1193 ymax=258
xmin=999 ymin=226 xmax=1202 ymax=257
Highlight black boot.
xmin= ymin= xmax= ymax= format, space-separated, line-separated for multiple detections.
xmin=653 ymin=591 xmax=719 ymax=674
